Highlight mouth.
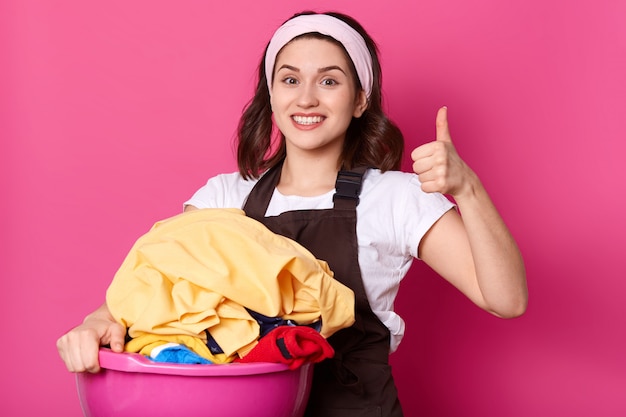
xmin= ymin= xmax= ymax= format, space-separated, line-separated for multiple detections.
xmin=292 ymin=115 xmax=325 ymax=126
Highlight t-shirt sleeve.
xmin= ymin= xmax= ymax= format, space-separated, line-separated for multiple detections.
xmin=183 ymin=172 xmax=256 ymax=210
xmin=401 ymin=174 xmax=455 ymax=259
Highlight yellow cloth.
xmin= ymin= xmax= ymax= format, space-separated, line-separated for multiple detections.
xmin=106 ymin=208 xmax=355 ymax=357
xmin=125 ymin=334 xmax=232 ymax=364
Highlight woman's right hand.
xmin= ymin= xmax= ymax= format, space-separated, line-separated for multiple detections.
xmin=56 ymin=303 xmax=126 ymax=373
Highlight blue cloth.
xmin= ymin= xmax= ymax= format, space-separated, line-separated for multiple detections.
xmin=150 ymin=344 xmax=213 ymax=364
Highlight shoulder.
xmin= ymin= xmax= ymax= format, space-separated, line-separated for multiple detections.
xmin=361 ymin=169 xmax=425 ymax=203
xmin=363 ymin=169 xmax=452 ymax=207
xmin=211 ymin=172 xmax=259 ymax=191
xmin=184 ymin=172 xmax=259 ymax=209
xmin=363 ymin=169 xmax=417 ymax=188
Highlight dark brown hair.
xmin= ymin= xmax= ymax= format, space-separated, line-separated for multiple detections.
xmin=236 ymin=11 xmax=404 ymax=179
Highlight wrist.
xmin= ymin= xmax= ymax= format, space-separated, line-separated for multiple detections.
xmin=83 ymin=303 xmax=114 ymax=324
xmin=452 ymin=168 xmax=481 ymax=202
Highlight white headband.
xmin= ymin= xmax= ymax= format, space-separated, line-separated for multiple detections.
xmin=264 ymin=14 xmax=373 ymax=98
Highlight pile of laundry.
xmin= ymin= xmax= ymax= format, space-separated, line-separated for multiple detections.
xmin=106 ymin=208 xmax=355 ymax=370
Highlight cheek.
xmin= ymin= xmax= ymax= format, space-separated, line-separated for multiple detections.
xmin=269 ymin=102 xmax=290 ymax=131
xmin=270 ymin=94 xmax=289 ymax=115
xmin=335 ymin=91 xmax=358 ymax=114
xmin=338 ymin=99 xmax=359 ymax=121
xmin=269 ymin=90 xmax=288 ymax=113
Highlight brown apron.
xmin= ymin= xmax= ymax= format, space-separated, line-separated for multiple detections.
xmin=243 ymin=162 xmax=403 ymax=417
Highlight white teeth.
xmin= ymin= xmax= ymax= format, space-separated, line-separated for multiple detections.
xmin=293 ymin=115 xmax=323 ymax=125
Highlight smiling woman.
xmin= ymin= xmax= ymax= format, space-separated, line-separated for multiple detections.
xmin=56 ymin=10 xmax=527 ymax=417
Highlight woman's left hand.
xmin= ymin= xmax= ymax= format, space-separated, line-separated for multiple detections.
xmin=410 ymin=107 xmax=475 ymax=198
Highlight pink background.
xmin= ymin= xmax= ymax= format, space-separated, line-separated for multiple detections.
xmin=2 ymin=0 xmax=625 ymax=415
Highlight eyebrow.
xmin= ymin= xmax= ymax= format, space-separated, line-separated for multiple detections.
xmin=277 ymin=64 xmax=347 ymax=75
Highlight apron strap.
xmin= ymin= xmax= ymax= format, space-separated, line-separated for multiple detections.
xmin=243 ymin=162 xmax=282 ymax=222
xmin=332 ymin=166 xmax=368 ymax=209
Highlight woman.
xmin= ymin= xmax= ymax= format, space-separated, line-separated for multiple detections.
xmin=57 ymin=11 xmax=527 ymax=416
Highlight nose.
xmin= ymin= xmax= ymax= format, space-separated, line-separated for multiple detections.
xmin=296 ymin=82 xmax=319 ymax=108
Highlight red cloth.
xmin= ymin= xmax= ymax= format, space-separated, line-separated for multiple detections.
xmin=236 ymin=326 xmax=334 ymax=370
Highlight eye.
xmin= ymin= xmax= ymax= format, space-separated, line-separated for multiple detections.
xmin=321 ymin=78 xmax=338 ymax=86
xmin=282 ymin=77 xmax=299 ymax=85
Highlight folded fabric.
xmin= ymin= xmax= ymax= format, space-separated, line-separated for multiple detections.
xmin=235 ymin=326 xmax=334 ymax=370
xmin=106 ymin=208 xmax=355 ymax=358
xmin=150 ymin=343 xmax=213 ymax=365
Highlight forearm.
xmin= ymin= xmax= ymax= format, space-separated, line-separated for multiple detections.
xmin=83 ymin=302 xmax=115 ymax=324
xmin=454 ymin=173 xmax=528 ymax=317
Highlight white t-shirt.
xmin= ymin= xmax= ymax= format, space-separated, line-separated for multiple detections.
xmin=184 ymin=169 xmax=454 ymax=352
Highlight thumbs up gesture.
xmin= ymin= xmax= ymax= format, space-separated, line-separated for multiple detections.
xmin=410 ymin=107 xmax=474 ymax=197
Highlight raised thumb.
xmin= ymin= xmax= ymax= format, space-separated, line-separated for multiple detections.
xmin=436 ymin=106 xmax=452 ymax=143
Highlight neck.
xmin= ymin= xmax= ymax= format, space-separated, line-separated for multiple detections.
xmin=278 ymin=155 xmax=341 ymax=197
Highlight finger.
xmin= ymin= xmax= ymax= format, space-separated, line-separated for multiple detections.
xmin=82 ymin=347 xmax=102 ymax=373
xmin=58 ymin=333 xmax=88 ymax=373
xmin=56 ymin=336 xmax=75 ymax=372
xmin=416 ymin=172 xmax=437 ymax=193
xmin=107 ymin=323 xmax=126 ymax=353
xmin=412 ymin=157 xmax=433 ymax=175
xmin=420 ymin=179 xmax=441 ymax=194
xmin=436 ymin=106 xmax=452 ymax=143
xmin=410 ymin=142 xmax=436 ymax=162
xmin=79 ymin=330 xmax=103 ymax=373
xmin=418 ymin=168 xmax=447 ymax=194
xmin=416 ymin=166 xmax=437 ymax=183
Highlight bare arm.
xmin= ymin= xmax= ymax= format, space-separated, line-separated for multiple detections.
xmin=412 ymin=107 xmax=527 ymax=318
xmin=58 ymin=206 xmax=200 ymax=372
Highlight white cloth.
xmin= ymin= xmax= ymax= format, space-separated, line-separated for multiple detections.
xmin=184 ymin=169 xmax=455 ymax=352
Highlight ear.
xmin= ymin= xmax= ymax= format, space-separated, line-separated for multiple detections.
xmin=352 ymin=90 xmax=368 ymax=118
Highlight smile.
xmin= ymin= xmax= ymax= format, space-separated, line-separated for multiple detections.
xmin=292 ymin=115 xmax=324 ymax=125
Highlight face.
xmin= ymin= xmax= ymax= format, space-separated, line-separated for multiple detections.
xmin=270 ymin=37 xmax=368 ymax=158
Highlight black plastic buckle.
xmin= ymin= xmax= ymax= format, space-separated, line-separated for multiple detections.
xmin=333 ymin=170 xmax=363 ymax=206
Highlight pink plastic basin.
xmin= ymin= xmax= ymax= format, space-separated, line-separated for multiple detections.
xmin=76 ymin=348 xmax=313 ymax=417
